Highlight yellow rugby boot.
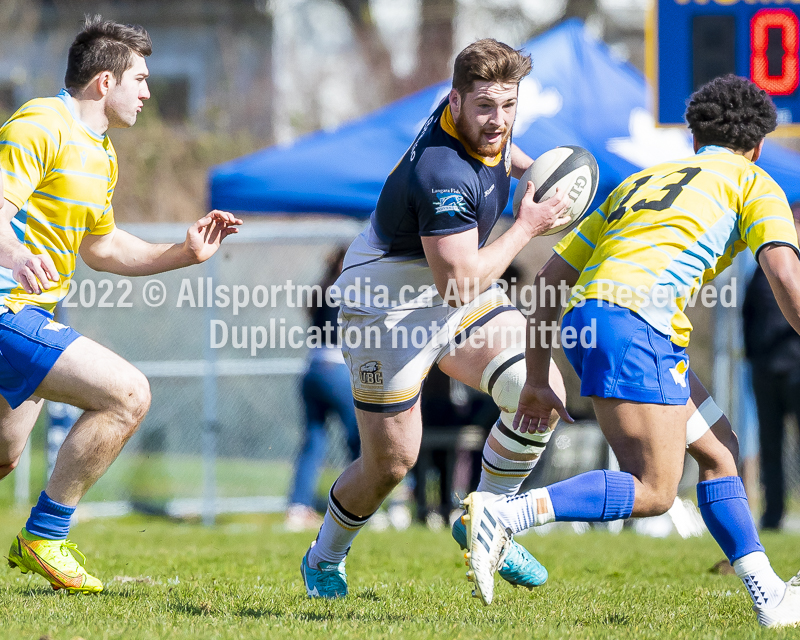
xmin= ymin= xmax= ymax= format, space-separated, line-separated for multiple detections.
xmin=7 ymin=529 xmax=103 ymax=594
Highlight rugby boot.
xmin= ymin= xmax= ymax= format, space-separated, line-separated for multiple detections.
xmin=7 ymin=528 xmax=103 ymax=594
xmin=452 ymin=508 xmax=547 ymax=589
xmin=301 ymin=542 xmax=348 ymax=598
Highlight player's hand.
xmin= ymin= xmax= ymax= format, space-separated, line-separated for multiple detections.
xmin=515 ymin=183 xmax=573 ymax=238
xmin=184 ymin=210 xmax=242 ymax=263
xmin=513 ymin=380 xmax=573 ymax=434
xmin=11 ymin=248 xmax=59 ymax=294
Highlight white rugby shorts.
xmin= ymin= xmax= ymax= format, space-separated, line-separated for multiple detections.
xmin=341 ymin=286 xmax=521 ymax=413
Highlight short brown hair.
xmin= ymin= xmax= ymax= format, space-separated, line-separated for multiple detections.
xmin=65 ymin=15 xmax=152 ymax=90
xmin=452 ymin=39 xmax=532 ymax=96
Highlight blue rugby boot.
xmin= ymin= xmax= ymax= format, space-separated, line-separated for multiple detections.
xmin=301 ymin=542 xmax=348 ymax=598
xmin=452 ymin=511 xmax=547 ymax=589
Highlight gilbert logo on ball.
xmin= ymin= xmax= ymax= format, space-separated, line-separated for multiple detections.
xmin=513 ymin=146 xmax=599 ymax=236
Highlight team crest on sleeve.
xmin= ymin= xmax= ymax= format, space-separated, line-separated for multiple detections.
xmin=359 ymin=361 xmax=383 ymax=386
xmin=504 ymin=140 xmax=512 ymax=175
xmin=432 ymin=190 xmax=468 ymax=217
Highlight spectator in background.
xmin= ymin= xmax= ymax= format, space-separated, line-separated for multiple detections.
xmin=743 ymin=201 xmax=800 ymax=530
xmin=285 ymin=247 xmax=361 ymax=531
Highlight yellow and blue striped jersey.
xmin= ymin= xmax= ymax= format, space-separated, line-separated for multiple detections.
xmin=555 ymin=146 xmax=799 ymax=346
xmin=0 ymin=89 xmax=117 ymax=312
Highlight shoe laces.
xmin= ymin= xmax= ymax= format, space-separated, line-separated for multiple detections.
xmin=789 ymin=572 xmax=800 ymax=588
xmin=60 ymin=540 xmax=87 ymax=567
xmin=317 ymin=561 xmax=347 ymax=585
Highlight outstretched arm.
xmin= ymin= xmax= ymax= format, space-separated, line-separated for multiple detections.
xmin=759 ymin=243 xmax=800 ymax=335
xmin=513 ymin=254 xmax=579 ymax=432
xmin=79 ymin=210 xmax=242 ymax=276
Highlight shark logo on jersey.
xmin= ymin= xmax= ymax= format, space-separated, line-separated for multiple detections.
xmin=432 ymin=192 xmax=468 ymax=217
xmin=669 ymin=359 xmax=688 ymax=388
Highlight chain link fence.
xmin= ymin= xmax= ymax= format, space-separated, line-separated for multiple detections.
xmin=42 ymin=218 xmax=365 ymax=521
xmin=10 ymin=219 xmax=799 ymax=525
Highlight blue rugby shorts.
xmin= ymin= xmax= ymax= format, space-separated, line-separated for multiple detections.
xmin=561 ymin=299 xmax=690 ymax=405
xmin=0 ymin=305 xmax=81 ymax=408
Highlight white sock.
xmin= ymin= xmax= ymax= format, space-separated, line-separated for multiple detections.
xmin=477 ymin=441 xmax=538 ymax=495
xmin=490 ymin=487 xmax=555 ymax=535
xmin=307 ymin=485 xmax=371 ymax=568
xmin=733 ymin=551 xmax=787 ymax=609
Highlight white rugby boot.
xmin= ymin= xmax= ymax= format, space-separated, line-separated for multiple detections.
xmin=754 ymin=571 xmax=800 ymax=628
xmin=460 ymin=491 xmax=510 ymax=606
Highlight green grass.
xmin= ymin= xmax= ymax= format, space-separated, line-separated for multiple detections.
xmin=2 ymin=512 xmax=800 ymax=640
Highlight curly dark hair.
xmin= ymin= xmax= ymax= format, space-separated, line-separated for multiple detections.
xmin=685 ymin=75 xmax=777 ymax=151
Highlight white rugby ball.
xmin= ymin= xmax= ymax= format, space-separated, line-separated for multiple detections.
xmin=512 ymin=146 xmax=599 ymax=236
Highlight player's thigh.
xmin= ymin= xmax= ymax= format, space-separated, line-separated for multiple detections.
xmin=593 ymin=396 xmax=688 ymax=489
xmin=0 ymin=395 xmax=43 ymax=465
xmin=355 ymin=401 xmax=423 ymax=472
xmin=35 ymin=336 xmax=150 ymax=414
xmin=439 ymin=308 xmax=565 ymax=402
xmin=438 ymin=309 xmax=525 ymax=389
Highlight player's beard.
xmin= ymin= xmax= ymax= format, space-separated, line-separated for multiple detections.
xmin=455 ymin=110 xmax=512 ymax=158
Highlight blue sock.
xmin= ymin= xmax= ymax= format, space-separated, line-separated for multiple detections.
xmin=548 ymin=469 xmax=635 ymax=522
xmin=25 ymin=491 xmax=75 ymax=540
xmin=697 ymin=476 xmax=764 ymax=563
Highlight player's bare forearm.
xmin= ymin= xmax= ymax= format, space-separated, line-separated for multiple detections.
xmin=0 ymin=198 xmax=59 ymax=293
xmin=760 ymin=243 xmax=800 ymax=336
xmin=80 ymin=230 xmax=196 ymax=276
xmin=509 ymin=143 xmax=533 ymax=180
xmin=0 ymin=201 xmax=25 ymax=271
xmin=80 ymin=211 xmax=242 ymax=276
xmin=513 ymin=254 xmax=578 ymax=432
xmin=526 ymin=254 xmax=579 ymax=382
xmin=422 ymin=192 xmax=572 ymax=306
xmin=422 ymin=225 xmax=532 ymax=307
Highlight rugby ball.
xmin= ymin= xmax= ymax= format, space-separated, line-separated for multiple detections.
xmin=512 ymin=146 xmax=599 ymax=236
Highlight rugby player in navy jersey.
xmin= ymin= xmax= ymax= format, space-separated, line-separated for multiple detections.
xmin=301 ymin=39 xmax=574 ymax=598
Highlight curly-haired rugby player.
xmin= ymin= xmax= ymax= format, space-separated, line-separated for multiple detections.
xmin=462 ymin=75 xmax=800 ymax=628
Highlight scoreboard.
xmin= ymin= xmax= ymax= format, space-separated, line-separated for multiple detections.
xmin=648 ymin=0 xmax=800 ymax=132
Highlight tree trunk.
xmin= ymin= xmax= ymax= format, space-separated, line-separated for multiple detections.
xmin=411 ymin=0 xmax=456 ymax=92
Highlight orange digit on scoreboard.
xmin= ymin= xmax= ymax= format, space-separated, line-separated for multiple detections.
xmin=751 ymin=9 xmax=799 ymax=96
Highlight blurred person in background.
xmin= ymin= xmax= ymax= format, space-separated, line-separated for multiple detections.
xmin=743 ymin=201 xmax=800 ymax=531
xmin=285 ymin=246 xmax=360 ymax=531
xmin=0 ymin=16 xmax=240 ymax=594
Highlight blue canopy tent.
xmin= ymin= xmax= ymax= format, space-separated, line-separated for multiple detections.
xmin=210 ymin=19 xmax=800 ymax=215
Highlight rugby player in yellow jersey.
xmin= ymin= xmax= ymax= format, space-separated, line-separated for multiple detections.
xmin=0 ymin=16 xmax=241 ymax=593
xmin=461 ymin=75 xmax=800 ymax=627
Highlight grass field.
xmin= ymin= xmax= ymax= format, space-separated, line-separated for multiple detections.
xmin=1 ymin=511 xmax=800 ymax=640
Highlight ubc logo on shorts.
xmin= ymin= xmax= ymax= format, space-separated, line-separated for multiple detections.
xmin=432 ymin=192 xmax=468 ymax=216
xmin=359 ymin=361 xmax=383 ymax=386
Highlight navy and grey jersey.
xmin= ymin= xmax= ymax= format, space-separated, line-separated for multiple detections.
xmin=336 ymin=99 xmax=512 ymax=311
